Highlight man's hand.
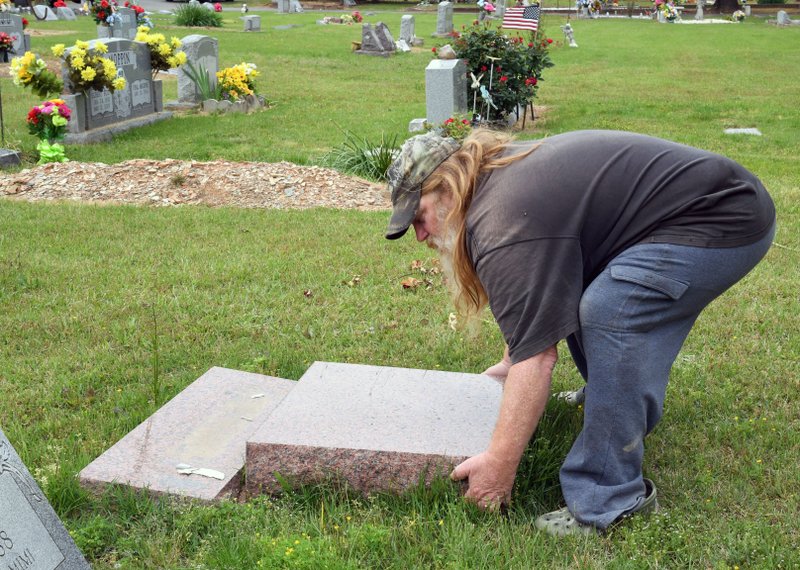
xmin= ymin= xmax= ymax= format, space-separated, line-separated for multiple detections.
xmin=450 ymin=451 xmax=517 ymax=511
xmin=483 ymin=345 xmax=512 ymax=383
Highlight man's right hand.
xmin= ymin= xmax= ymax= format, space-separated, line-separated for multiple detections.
xmin=483 ymin=345 xmax=512 ymax=382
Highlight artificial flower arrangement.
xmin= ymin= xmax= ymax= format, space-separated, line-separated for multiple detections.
xmin=216 ymin=62 xmax=259 ymax=101
xmin=134 ymin=27 xmax=186 ymax=79
xmin=123 ymin=1 xmax=152 ymax=28
xmin=732 ymin=9 xmax=745 ymax=21
xmin=26 ymin=99 xmax=71 ymax=164
xmin=22 ymin=17 xmax=29 ymax=29
xmin=53 ymin=0 xmax=67 ymax=7
xmin=476 ymin=0 xmax=495 ymax=19
xmin=9 ymin=52 xmax=64 ymax=98
xmin=352 ymin=10 xmax=362 ymax=22
xmin=90 ymin=0 xmax=119 ymax=26
xmin=427 ymin=115 xmax=473 ymax=142
xmin=51 ymin=41 xmax=127 ymax=93
xmin=213 ymin=2 xmax=222 ymax=11
xmin=0 ymin=0 xmax=11 ymax=11
xmin=0 ymin=31 xmax=15 ymax=55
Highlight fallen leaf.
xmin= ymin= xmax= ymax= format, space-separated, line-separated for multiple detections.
xmin=401 ymin=277 xmax=421 ymax=289
xmin=303 ymin=289 xmax=313 ymax=298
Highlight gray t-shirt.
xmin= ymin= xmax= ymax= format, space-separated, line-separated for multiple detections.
xmin=466 ymin=130 xmax=776 ymax=363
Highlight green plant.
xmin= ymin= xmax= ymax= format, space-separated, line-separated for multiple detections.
xmin=173 ymin=4 xmax=223 ymax=27
xmin=450 ymin=22 xmax=554 ymax=123
xmin=756 ymin=0 xmax=786 ymax=4
xmin=426 ymin=114 xmax=473 ymax=142
xmin=322 ymin=130 xmax=399 ymax=182
xmin=183 ymin=59 xmax=219 ymax=101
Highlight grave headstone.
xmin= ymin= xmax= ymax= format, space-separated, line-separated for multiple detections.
xmin=111 ymin=7 xmax=137 ymax=40
xmin=399 ymin=14 xmax=423 ymax=46
xmin=56 ymin=6 xmax=77 ymax=20
xmin=425 ymin=57 xmax=468 ymax=124
xmin=433 ymin=1 xmax=453 ymax=37
xmin=776 ymin=10 xmax=791 ymax=25
xmin=290 ymin=0 xmax=304 ymax=12
xmin=494 ymin=0 xmax=507 ymax=18
xmin=743 ymin=5 xmax=750 ymax=16
xmin=33 ymin=4 xmax=59 ymax=20
xmin=243 ymin=14 xmax=261 ymax=31
xmin=246 ymin=362 xmax=503 ymax=496
xmin=343 ymin=0 xmax=356 ymax=6
xmin=562 ymin=22 xmax=578 ymax=47
xmin=80 ymin=367 xmax=295 ymax=501
xmin=356 ymin=22 xmax=395 ymax=56
xmin=0 ymin=13 xmax=28 ymax=56
xmin=276 ymin=0 xmax=290 ymax=13
xmin=63 ymin=38 xmax=159 ymax=134
xmin=177 ymin=34 xmax=219 ymax=104
xmin=0 ymin=427 xmax=92 ymax=569
xmin=202 ymin=2 xmax=216 ymax=10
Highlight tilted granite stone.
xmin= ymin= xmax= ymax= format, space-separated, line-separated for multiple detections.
xmin=356 ymin=22 xmax=396 ymax=56
xmin=80 ymin=367 xmax=295 ymax=501
xmin=246 ymin=362 xmax=502 ymax=496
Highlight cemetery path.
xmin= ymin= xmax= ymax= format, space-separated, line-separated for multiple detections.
xmin=0 ymin=159 xmax=390 ymax=210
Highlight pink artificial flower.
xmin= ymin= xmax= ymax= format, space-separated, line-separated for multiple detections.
xmin=214 ymin=2 xmax=222 ymax=11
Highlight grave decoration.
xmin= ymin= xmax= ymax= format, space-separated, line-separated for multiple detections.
xmin=731 ymin=10 xmax=744 ymax=22
xmin=123 ymin=1 xmax=152 ymax=28
xmin=52 ymin=39 xmax=127 ymax=94
xmin=91 ymin=0 xmax=118 ymax=27
xmin=318 ymin=10 xmax=362 ymax=25
xmin=0 ymin=427 xmax=92 ymax=569
xmin=9 ymin=51 xmax=64 ymax=98
xmin=655 ymin=0 xmax=679 ymax=22
xmin=0 ymin=13 xmax=31 ymax=58
xmin=26 ymin=98 xmax=71 ymax=164
xmin=426 ymin=114 xmax=472 ymax=142
xmin=447 ymin=20 xmax=553 ymax=124
xmin=0 ymin=31 xmax=13 ymax=62
xmin=135 ymin=26 xmax=187 ymax=78
xmin=477 ymin=0 xmax=495 ymax=22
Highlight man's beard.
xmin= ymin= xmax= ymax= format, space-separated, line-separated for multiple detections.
xmin=426 ymin=203 xmax=462 ymax=303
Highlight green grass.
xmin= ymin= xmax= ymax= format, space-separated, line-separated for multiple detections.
xmin=1 ymin=9 xmax=799 ymax=570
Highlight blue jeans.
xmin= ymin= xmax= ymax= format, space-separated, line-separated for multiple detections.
xmin=559 ymin=224 xmax=776 ymax=528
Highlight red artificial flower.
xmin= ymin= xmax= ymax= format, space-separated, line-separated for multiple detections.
xmin=525 ymin=77 xmax=538 ymax=86
xmin=100 ymin=0 xmax=109 ymax=7
xmin=528 ymin=42 xmax=533 ymax=47
xmin=432 ymin=47 xmax=437 ymax=53
xmin=98 ymin=10 xmax=106 ymax=19
xmin=547 ymin=38 xmax=553 ymax=43
xmin=480 ymin=65 xmax=487 ymax=72
xmin=444 ymin=118 xmax=455 ymax=125
xmin=499 ymin=75 xmax=508 ymax=83
xmin=462 ymin=119 xmax=470 ymax=125
xmin=124 ymin=1 xmax=129 ymax=6
xmin=27 ymin=108 xmax=40 ymax=123
xmin=22 ymin=17 xmax=29 ymax=28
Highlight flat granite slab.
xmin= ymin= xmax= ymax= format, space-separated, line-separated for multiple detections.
xmin=80 ymin=367 xmax=295 ymax=501
xmin=246 ymin=361 xmax=502 ymax=496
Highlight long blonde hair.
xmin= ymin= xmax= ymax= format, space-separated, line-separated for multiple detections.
xmin=421 ymin=128 xmax=537 ymax=316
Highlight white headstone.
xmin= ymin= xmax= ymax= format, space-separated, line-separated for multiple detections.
xmin=434 ymin=1 xmax=453 ymax=37
xmin=178 ymin=34 xmax=219 ymax=103
xmin=243 ymin=14 xmax=261 ymax=31
xmin=33 ymin=5 xmax=59 ymax=20
xmin=276 ymin=0 xmax=289 ymax=12
xmin=400 ymin=14 xmax=415 ymax=43
xmin=425 ymin=58 xmax=468 ymax=124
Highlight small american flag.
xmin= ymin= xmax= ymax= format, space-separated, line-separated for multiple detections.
xmin=501 ymin=3 xmax=540 ymax=31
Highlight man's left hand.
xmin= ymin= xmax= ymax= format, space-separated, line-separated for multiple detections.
xmin=450 ymin=451 xmax=517 ymax=511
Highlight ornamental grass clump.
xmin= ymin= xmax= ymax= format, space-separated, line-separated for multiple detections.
xmin=9 ymin=52 xmax=64 ymax=98
xmin=134 ymin=27 xmax=187 ymax=79
xmin=216 ymin=62 xmax=259 ymax=101
xmin=173 ymin=4 xmax=223 ymax=27
xmin=52 ymin=40 xmax=126 ymax=94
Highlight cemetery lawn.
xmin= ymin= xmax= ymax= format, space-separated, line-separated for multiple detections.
xmin=2 ymin=10 xmax=799 ymax=570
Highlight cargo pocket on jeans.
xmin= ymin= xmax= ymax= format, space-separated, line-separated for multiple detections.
xmin=609 ymin=265 xmax=689 ymax=300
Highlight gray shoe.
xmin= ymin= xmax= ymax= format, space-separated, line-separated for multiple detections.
xmin=554 ymin=385 xmax=586 ymax=406
xmin=535 ymin=478 xmax=659 ymax=537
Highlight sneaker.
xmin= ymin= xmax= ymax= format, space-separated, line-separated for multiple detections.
xmin=554 ymin=385 xmax=586 ymax=406
xmin=535 ymin=478 xmax=659 ymax=537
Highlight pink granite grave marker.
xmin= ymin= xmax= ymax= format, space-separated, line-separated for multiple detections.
xmin=79 ymin=367 xmax=295 ymax=501
xmin=246 ymin=361 xmax=502 ymax=496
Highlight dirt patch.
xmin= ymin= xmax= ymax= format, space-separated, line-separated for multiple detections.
xmin=0 ymin=159 xmax=391 ymax=210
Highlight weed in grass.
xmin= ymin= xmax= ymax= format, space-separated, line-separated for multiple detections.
xmin=169 ymin=173 xmax=186 ymax=187
xmin=321 ymin=129 xmax=400 ymax=182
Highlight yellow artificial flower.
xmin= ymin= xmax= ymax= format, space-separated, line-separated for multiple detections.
xmin=75 ymin=40 xmax=89 ymax=50
xmin=51 ymin=44 xmax=66 ymax=57
xmin=135 ymin=31 xmax=148 ymax=42
xmin=158 ymin=43 xmax=171 ymax=57
xmin=50 ymin=98 xmax=65 ymax=105
xmin=94 ymin=43 xmax=108 ymax=54
xmin=102 ymin=59 xmax=116 ymax=78
xmin=174 ymin=51 xmax=187 ymax=65
xmin=170 ymin=37 xmax=181 ymax=49
xmin=137 ymin=25 xmax=150 ymax=34
xmin=70 ymin=56 xmax=86 ymax=70
xmin=112 ymin=77 xmax=126 ymax=90
xmin=80 ymin=67 xmax=97 ymax=82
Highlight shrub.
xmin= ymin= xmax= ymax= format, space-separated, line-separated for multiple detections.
xmin=757 ymin=0 xmax=786 ymax=4
xmin=173 ymin=4 xmax=223 ymax=27
xmin=450 ymin=22 xmax=554 ymax=124
xmin=322 ymin=130 xmax=399 ymax=182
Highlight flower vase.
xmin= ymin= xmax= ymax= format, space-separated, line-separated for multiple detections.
xmin=1 ymin=50 xmax=8 ymax=63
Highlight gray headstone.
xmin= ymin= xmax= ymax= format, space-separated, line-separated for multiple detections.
xmin=0 ymin=13 xmax=27 ymax=55
xmin=358 ymin=22 xmax=395 ymax=55
xmin=0 ymin=427 xmax=91 ymax=569
xmin=425 ymin=58 xmax=468 ymax=124
xmin=243 ymin=14 xmax=261 ymax=31
xmin=177 ymin=34 xmax=219 ymax=103
xmin=63 ymin=38 xmax=156 ymax=131
xmin=33 ymin=5 xmax=59 ymax=20
xmin=343 ymin=0 xmax=356 ymax=6
xmin=290 ymin=0 xmax=303 ymax=12
xmin=494 ymin=0 xmax=507 ymax=18
xmin=776 ymin=10 xmax=790 ymax=25
xmin=744 ymin=5 xmax=750 ymax=16
xmin=276 ymin=0 xmax=290 ymax=13
xmin=97 ymin=25 xmax=112 ymax=39
xmin=434 ymin=1 xmax=453 ymax=37
xmin=0 ymin=149 xmax=22 ymax=168
xmin=202 ymin=2 xmax=216 ymax=10
xmin=111 ymin=7 xmax=137 ymax=40
xmin=400 ymin=14 xmax=415 ymax=44
xmin=56 ymin=7 xmax=77 ymax=20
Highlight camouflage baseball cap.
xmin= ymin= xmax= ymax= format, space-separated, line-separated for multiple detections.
xmin=385 ymin=131 xmax=460 ymax=240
